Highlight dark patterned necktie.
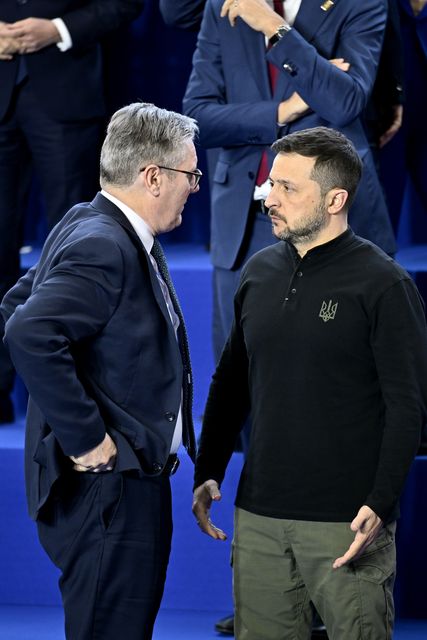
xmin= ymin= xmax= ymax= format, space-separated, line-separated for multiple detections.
xmin=151 ymin=238 xmax=196 ymax=460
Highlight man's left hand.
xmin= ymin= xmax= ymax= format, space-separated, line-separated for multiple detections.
xmin=333 ymin=505 xmax=383 ymax=569
xmin=379 ymin=105 xmax=403 ymax=148
xmin=6 ymin=18 xmax=61 ymax=54
xmin=221 ymin=0 xmax=284 ymax=37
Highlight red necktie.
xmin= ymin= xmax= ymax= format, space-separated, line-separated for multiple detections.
xmin=256 ymin=0 xmax=285 ymax=186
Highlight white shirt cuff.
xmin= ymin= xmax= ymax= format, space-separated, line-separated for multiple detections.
xmin=52 ymin=18 xmax=73 ymax=52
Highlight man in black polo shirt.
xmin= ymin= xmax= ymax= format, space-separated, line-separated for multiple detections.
xmin=192 ymin=127 xmax=427 ymax=640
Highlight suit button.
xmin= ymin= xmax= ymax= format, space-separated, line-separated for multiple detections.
xmin=165 ymin=412 xmax=176 ymax=422
xmin=152 ymin=462 xmax=162 ymax=473
xmin=17 ymin=0 xmax=29 ymax=3
xmin=248 ymin=171 xmax=255 ymax=180
xmin=296 ymin=271 xmax=303 ymax=277
xmin=291 ymin=288 xmax=297 ymax=294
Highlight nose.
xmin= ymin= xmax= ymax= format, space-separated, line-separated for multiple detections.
xmin=264 ymin=192 xmax=274 ymax=210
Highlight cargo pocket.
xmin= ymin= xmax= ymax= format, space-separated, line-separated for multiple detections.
xmin=353 ymin=523 xmax=396 ymax=639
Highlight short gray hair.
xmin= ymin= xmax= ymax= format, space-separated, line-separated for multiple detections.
xmin=100 ymin=102 xmax=199 ymax=187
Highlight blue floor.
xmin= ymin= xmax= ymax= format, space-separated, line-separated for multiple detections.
xmin=0 ymin=606 xmax=426 ymax=640
xmin=2 ymin=243 xmax=426 ymax=638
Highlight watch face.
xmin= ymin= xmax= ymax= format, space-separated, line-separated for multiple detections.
xmin=270 ymin=23 xmax=291 ymax=45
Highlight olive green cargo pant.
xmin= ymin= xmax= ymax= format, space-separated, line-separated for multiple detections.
xmin=232 ymin=508 xmax=396 ymax=640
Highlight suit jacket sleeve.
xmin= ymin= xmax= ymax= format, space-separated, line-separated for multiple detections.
xmin=379 ymin=0 xmax=405 ymax=106
xmin=159 ymin=0 xmax=205 ymax=29
xmin=266 ymin=0 xmax=387 ymax=127
xmin=3 ymin=236 xmax=124 ymax=458
xmin=1 ymin=265 xmax=37 ymax=325
xmin=184 ymin=0 xmax=387 ymax=145
xmin=183 ymin=0 xmax=280 ymax=148
xmin=60 ymin=0 xmax=144 ymax=49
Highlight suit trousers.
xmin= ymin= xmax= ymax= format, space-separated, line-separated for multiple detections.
xmin=0 ymin=79 xmax=101 ymax=393
xmin=37 ymin=469 xmax=173 ymax=640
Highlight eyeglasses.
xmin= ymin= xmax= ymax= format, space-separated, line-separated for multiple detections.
xmin=141 ymin=165 xmax=203 ymax=189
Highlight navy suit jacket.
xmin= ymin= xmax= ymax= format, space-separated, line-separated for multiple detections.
xmin=1 ymin=193 xmax=196 ymax=520
xmin=183 ymin=0 xmax=396 ymax=267
xmin=0 ymin=0 xmax=144 ymax=122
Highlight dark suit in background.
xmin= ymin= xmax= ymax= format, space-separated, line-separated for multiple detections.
xmin=1 ymin=102 xmax=198 ymax=640
xmin=392 ymin=0 xmax=427 ymax=230
xmin=364 ymin=0 xmax=405 ymax=159
xmin=0 ymin=0 xmax=144 ymax=422
xmin=182 ymin=0 xmax=396 ymax=364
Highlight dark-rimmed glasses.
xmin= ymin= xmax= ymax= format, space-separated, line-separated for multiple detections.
xmin=141 ymin=165 xmax=203 ymax=189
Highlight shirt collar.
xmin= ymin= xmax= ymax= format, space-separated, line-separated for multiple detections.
xmin=286 ymin=227 xmax=355 ymax=262
xmin=101 ymin=189 xmax=154 ymax=254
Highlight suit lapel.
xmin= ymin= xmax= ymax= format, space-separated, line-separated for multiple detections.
xmin=273 ymin=0 xmax=340 ymax=99
xmin=239 ymin=20 xmax=272 ymax=97
xmin=294 ymin=0 xmax=340 ymax=44
xmin=89 ymin=193 xmax=175 ymax=329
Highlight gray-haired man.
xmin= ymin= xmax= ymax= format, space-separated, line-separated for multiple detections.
xmin=1 ymin=102 xmax=200 ymax=640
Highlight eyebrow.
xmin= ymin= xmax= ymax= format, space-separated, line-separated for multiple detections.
xmin=270 ymin=177 xmax=297 ymax=189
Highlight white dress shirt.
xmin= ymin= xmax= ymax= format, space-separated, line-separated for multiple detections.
xmin=254 ymin=0 xmax=303 ymax=200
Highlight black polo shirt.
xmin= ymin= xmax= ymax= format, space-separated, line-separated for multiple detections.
xmin=195 ymin=229 xmax=427 ymax=523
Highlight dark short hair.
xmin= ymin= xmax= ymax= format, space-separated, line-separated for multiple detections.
xmin=271 ymin=127 xmax=363 ymax=209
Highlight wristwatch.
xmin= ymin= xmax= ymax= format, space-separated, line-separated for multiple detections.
xmin=269 ymin=23 xmax=292 ymax=46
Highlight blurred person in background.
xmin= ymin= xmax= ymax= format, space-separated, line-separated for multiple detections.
xmin=0 ymin=0 xmax=144 ymax=424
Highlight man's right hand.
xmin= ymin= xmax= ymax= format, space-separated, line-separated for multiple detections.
xmin=70 ymin=432 xmax=117 ymax=472
xmin=192 ymin=479 xmax=227 ymax=540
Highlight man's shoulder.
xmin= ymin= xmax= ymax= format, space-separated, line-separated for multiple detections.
xmin=243 ymin=241 xmax=288 ymax=273
xmin=44 ymin=201 xmax=134 ymax=264
xmin=351 ymin=234 xmax=411 ymax=287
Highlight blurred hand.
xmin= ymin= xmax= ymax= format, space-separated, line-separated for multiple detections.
xmin=6 ymin=18 xmax=61 ymax=54
xmin=0 ymin=35 xmax=21 ymax=60
xmin=192 ymin=479 xmax=227 ymax=540
xmin=329 ymin=57 xmax=350 ymax=72
xmin=379 ymin=104 xmax=403 ymax=148
xmin=410 ymin=0 xmax=427 ymax=16
xmin=70 ymin=432 xmax=117 ymax=473
xmin=333 ymin=505 xmax=383 ymax=569
xmin=221 ymin=0 xmax=284 ymax=36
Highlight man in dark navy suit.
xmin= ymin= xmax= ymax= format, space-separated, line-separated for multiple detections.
xmin=182 ymin=0 xmax=396 ymax=375
xmin=1 ymin=102 xmax=199 ymax=640
xmin=0 ymin=0 xmax=144 ymax=424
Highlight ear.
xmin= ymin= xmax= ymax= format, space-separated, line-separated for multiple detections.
xmin=326 ymin=188 xmax=349 ymax=215
xmin=141 ymin=164 xmax=161 ymax=196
